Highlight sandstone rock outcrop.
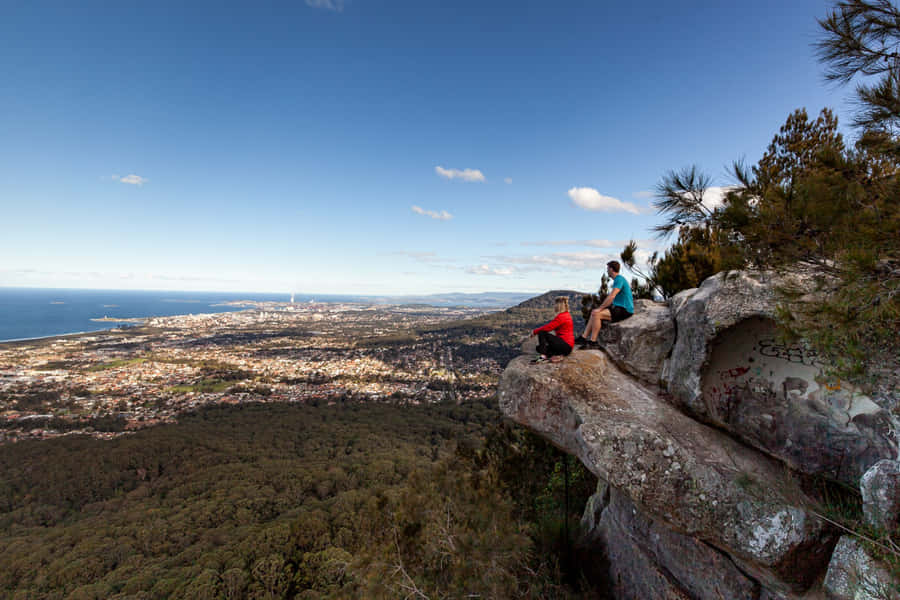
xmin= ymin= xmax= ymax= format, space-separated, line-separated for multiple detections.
xmin=499 ymin=270 xmax=900 ymax=599
xmin=499 ymin=351 xmax=836 ymax=594
xmin=582 ymin=483 xmax=762 ymax=599
xmin=823 ymin=536 xmax=896 ymax=600
xmin=861 ymin=460 xmax=900 ymax=532
xmin=661 ymin=271 xmax=895 ymax=487
xmin=596 ymin=298 xmax=675 ymax=386
xmin=661 ymin=271 xmax=776 ymax=413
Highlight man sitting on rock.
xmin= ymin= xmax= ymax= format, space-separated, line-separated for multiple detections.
xmin=577 ymin=260 xmax=633 ymax=349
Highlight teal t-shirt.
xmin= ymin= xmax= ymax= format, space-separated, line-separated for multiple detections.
xmin=611 ymin=274 xmax=634 ymax=313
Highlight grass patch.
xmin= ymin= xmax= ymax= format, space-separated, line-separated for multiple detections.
xmin=167 ymin=378 xmax=232 ymax=394
xmin=86 ymin=358 xmax=147 ymax=372
xmin=806 ymin=479 xmax=900 ymax=597
xmin=34 ymin=360 xmax=80 ymax=371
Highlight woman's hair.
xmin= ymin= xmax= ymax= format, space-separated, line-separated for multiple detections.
xmin=554 ymin=296 xmax=570 ymax=313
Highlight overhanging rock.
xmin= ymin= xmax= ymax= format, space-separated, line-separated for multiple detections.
xmin=661 ymin=271 xmax=896 ymax=486
xmin=499 ymin=351 xmax=837 ymax=593
xmin=662 ymin=271 xmax=779 ymax=417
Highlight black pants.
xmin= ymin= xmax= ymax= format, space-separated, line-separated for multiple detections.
xmin=537 ymin=331 xmax=573 ymax=357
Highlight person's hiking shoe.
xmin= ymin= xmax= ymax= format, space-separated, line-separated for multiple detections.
xmin=531 ymin=355 xmax=548 ymax=364
xmin=579 ymin=340 xmax=599 ymax=350
xmin=574 ymin=335 xmax=587 ymax=344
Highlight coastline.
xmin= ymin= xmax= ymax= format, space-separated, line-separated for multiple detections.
xmin=0 ymin=288 xmax=294 ymax=347
xmin=0 ymin=305 xmax=310 ymax=346
xmin=0 ymin=329 xmax=109 ymax=346
xmin=0 ymin=290 xmax=526 ymax=347
xmin=89 ymin=317 xmax=147 ymax=323
xmin=0 ymin=312 xmax=223 ymax=347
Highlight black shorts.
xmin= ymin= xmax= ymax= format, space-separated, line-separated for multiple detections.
xmin=610 ymin=306 xmax=633 ymax=323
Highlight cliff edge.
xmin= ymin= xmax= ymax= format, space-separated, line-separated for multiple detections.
xmin=499 ymin=271 xmax=899 ymax=600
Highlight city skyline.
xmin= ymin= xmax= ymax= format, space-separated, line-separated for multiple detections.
xmin=2 ymin=0 xmax=851 ymax=294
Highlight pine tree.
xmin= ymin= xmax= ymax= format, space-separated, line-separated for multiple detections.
xmin=723 ymin=106 xmax=899 ymax=377
xmin=619 ymin=167 xmax=732 ymax=300
xmin=816 ymin=0 xmax=900 ymax=158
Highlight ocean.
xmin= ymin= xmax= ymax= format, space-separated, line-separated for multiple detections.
xmin=0 ymin=288 xmax=310 ymax=343
xmin=0 ymin=287 xmax=534 ymax=343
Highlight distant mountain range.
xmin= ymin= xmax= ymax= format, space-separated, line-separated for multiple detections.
xmin=292 ymin=290 xmax=590 ymax=310
xmin=416 ymin=289 xmax=591 ymax=352
xmin=511 ymin=290 xmax=587 ymax=310
xmin=359 ymin=290 xmax=591 ymax=310
xmin=362 ymin=291 xmax=537 ymax=308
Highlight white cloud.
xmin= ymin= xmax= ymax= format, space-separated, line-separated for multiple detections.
xmin=411 ymin=205 xmax=453 ymax=220
xmin=521 ymin=240 xmax=588 ymax=247
xmin=115 ymin=174 xmax=148 ymax=186
xmin=700 ymin=186 xmax=735 ymax=210
xmin=522 ymin=239 xmax=623 ymax=248
xmin=632 ymin=190 xmax=654 ymax=199
xmin=568 ymin=187 xmax=640 ymax=214
xmin=521 ymin=238 xmax=664 ymax=251
xmin=630 ymin=248 xmax=656 ymax=268
xmin=435 ymin=165 xmax=486 ymax=182
xmin=305 ymin=0 xmax=343 ymax=11
xmin=482 ymin=251 xmax=616 ymax=272
xmin=504 ymin=177 xmax=512 ymax=184
xmin=466 ymin=264 xmax=514 ymax=276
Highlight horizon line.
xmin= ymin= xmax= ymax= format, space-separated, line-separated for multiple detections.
xmin=0 ymin=284 xmax=555 ymax=298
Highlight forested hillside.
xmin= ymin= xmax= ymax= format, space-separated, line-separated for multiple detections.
xmin=0 ymin=399 xmax=599 ymax=599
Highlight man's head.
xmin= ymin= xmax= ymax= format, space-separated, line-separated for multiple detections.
xmin=606 ymin=260 xmax=621 ymax=275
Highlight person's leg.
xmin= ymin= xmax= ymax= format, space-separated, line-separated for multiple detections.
xmin=581 ymin=309 xmax=599 ymax=340
xmin=543 ymin=333 xmax=571 ymax=358
xmin=536 ymin=331 xmax=551 ymax=356
xmin=588 ymin=308 xmax=611 ymax=341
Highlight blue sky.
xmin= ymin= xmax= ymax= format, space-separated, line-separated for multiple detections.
xmin=1 ymin=0 xmax=854 ymax=295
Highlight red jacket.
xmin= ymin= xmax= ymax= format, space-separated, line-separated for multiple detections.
xmin=533 ymin=311 xmax=574 ymax=347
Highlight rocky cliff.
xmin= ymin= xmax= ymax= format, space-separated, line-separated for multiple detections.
xmin=499 ymin=271 xmax=900 ymax=599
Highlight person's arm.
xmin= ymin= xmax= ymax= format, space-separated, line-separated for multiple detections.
xmin=532 ymin=312 xmax=564 ymax=335
xmin=597 ymin=287 xmax=620 ymax=311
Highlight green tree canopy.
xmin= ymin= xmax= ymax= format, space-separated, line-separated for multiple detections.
xmin=817 ymin=0 xmax=900 ymax=156
xmin=622 ymin=1 xmax=900 ymax=379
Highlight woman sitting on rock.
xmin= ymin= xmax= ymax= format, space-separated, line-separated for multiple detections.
xmin=530 ymin=296 xmax=574 ymax=363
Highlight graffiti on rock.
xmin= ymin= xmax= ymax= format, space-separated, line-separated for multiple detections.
xmin=755 ymin=338 xmax=825 ymax=368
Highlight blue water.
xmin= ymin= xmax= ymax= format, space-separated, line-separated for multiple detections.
xmin=0 ymin=288 xmax=308 ymax=342
xmin=0 ymin=287 xmax=533 ymax=343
